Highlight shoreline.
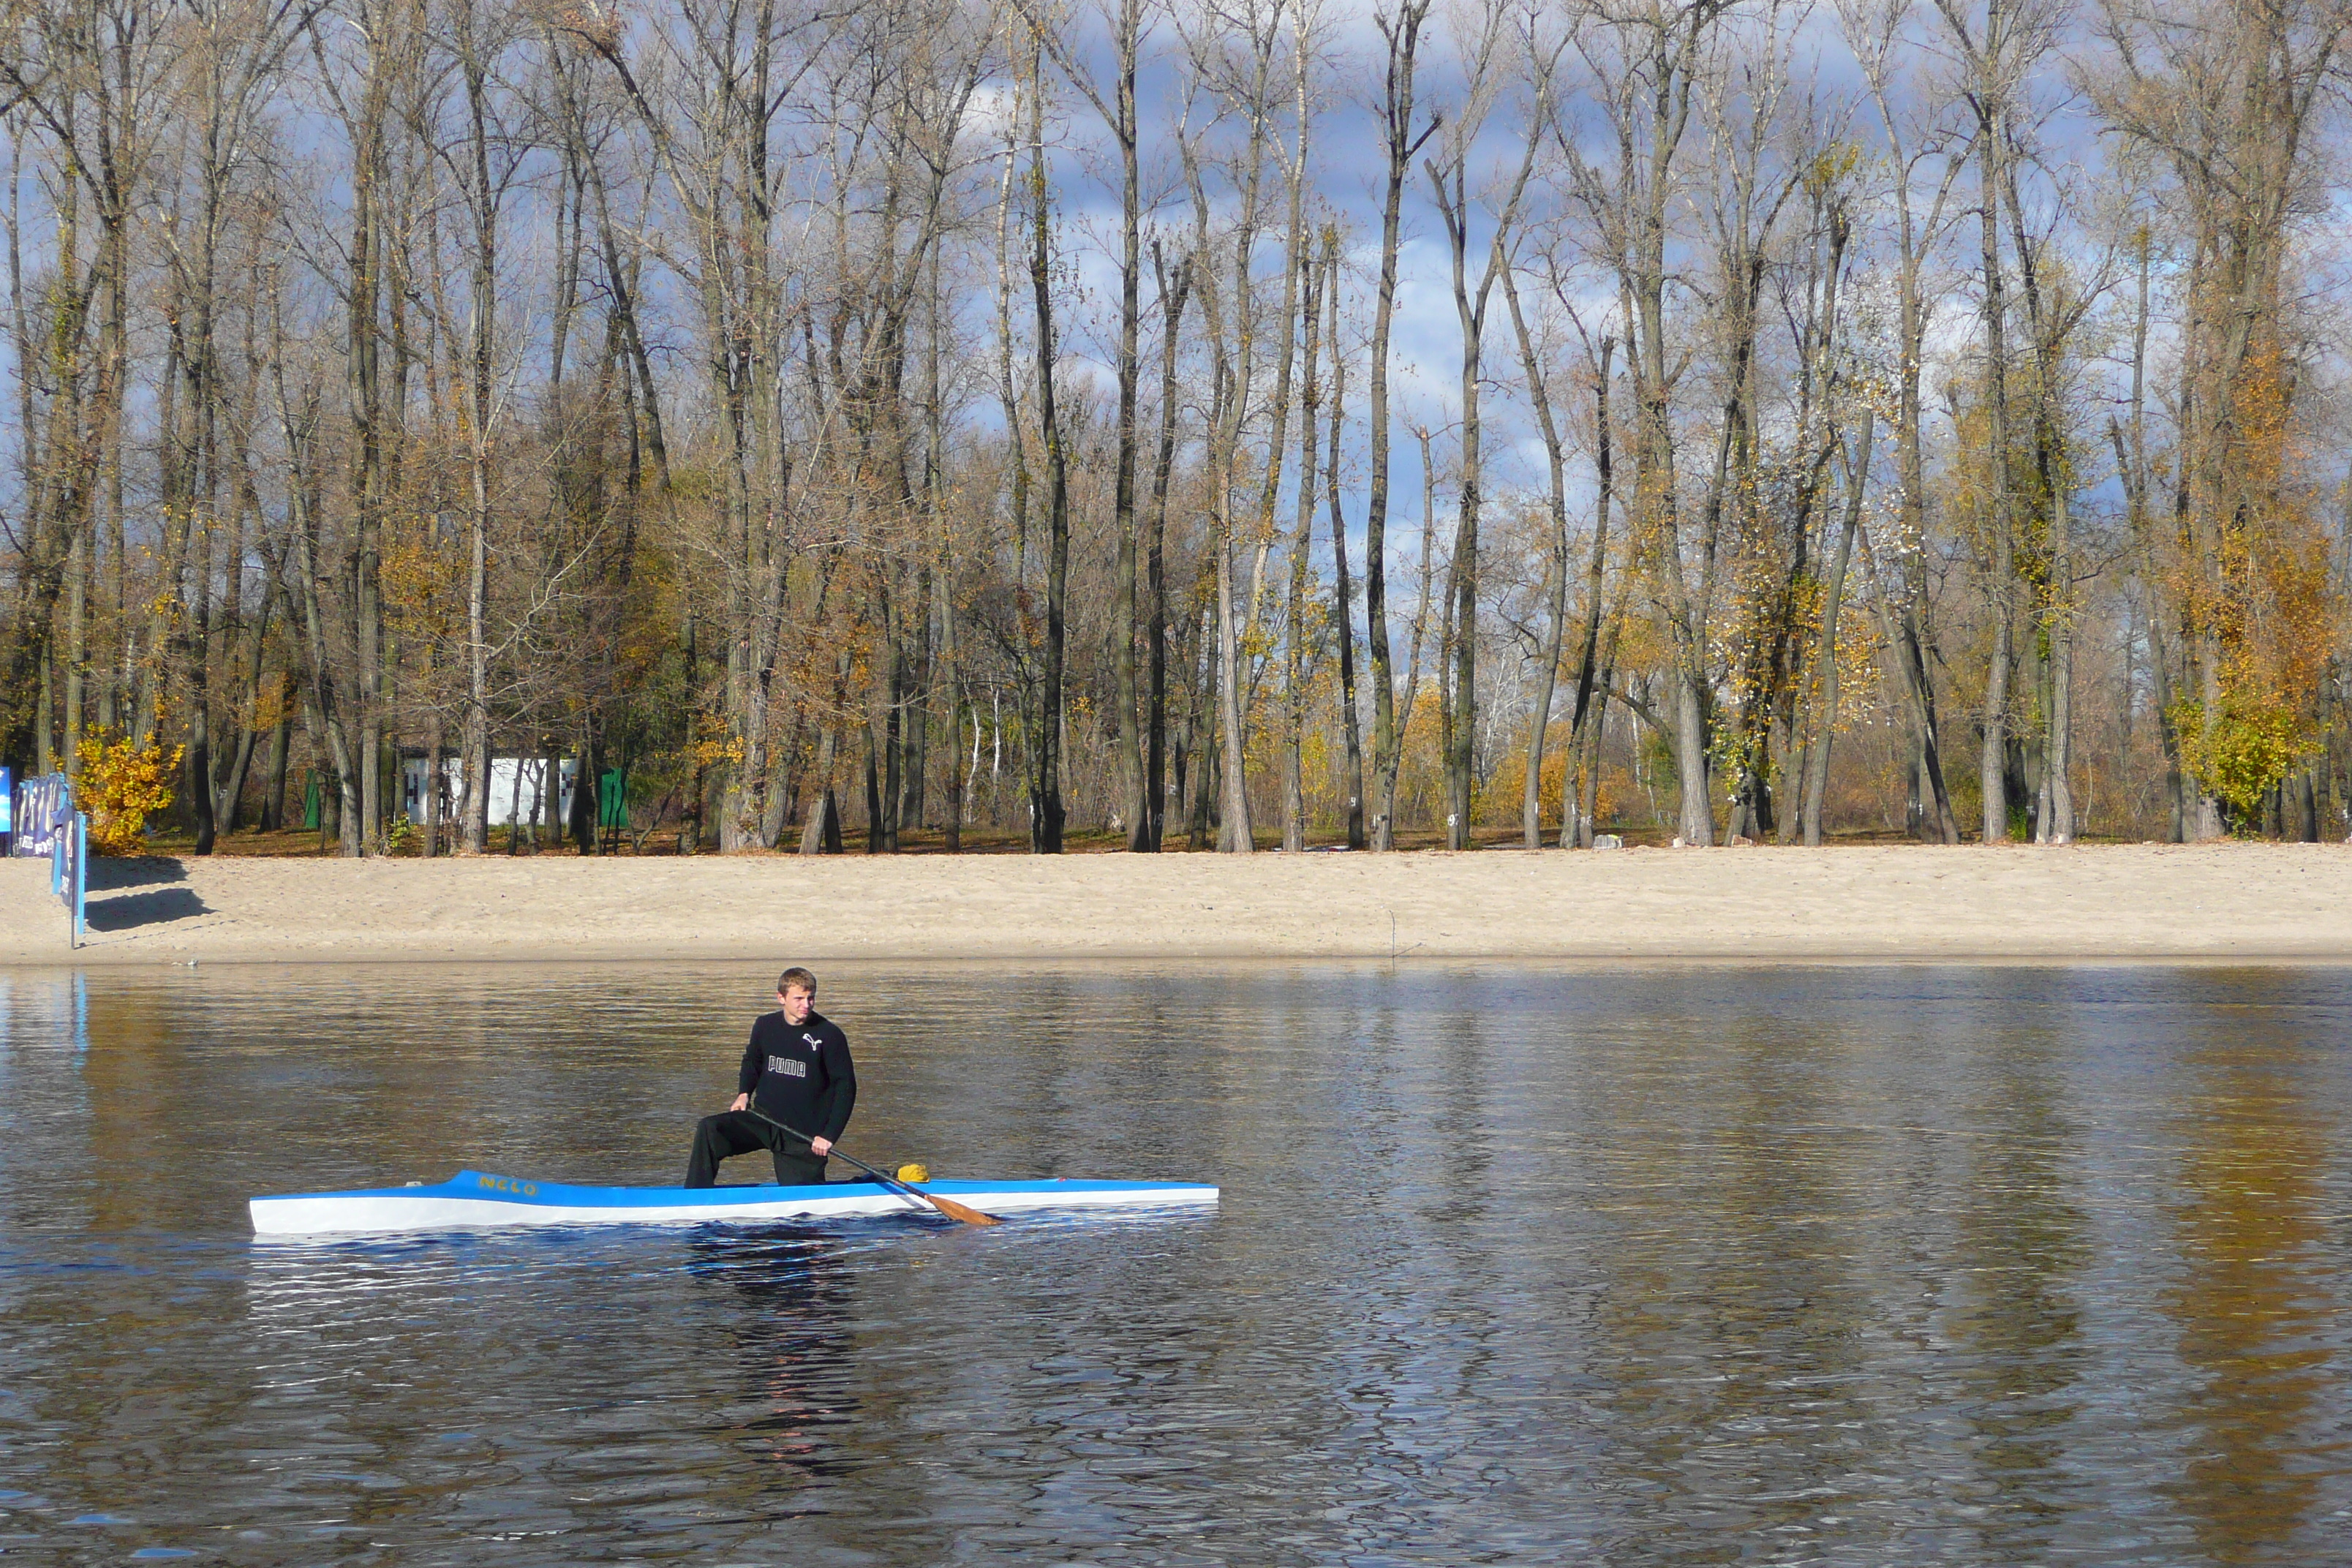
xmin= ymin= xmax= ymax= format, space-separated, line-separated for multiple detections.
xmin=4 ymin=842 xmax=2349 ymax=968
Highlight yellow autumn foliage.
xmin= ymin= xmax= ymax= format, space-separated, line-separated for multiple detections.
xmin=2171 ymin=691 xmax=2315 ymax=828
xmin=75 ymin=728 xmax=182 ymax=856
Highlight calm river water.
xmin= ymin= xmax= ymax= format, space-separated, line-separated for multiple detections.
xmin=2 ymin=962 xmax=2350 ymax=1564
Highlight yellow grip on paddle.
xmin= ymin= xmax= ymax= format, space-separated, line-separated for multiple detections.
xmin=896 ymin=1163 xmax=930 ymax=1183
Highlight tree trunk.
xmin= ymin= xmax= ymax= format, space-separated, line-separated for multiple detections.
xmin=1501 ymin=257 xmax=1575 ymax=851
xmin=802 ymin=712 xmax=841 ymax=856
xmin=1283 ymin=249 xmax=1322 ymax=852
xmin=1975 ymin=25 xmax=2013 ymax=845
xmin=1365 ymin=0 xmax=1433 ymax=851
xmin=1322 ymin=234 xmax=1367 ymax=850
xmin=1027 ymin=67 xmax=1069 ymax=853
xmin=1106 ymin=0 xmax=1146 ymax=853
xmin=1803 ymin=410 xmax=1872 ymax=845
xmin=1142 ymin=245 xmax=1191 ymax=851
xmin=263 ymin=688 xmax=293 ymax=834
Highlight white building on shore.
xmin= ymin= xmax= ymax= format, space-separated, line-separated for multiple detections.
xmin=401 ymin=755 xmax=580 ymax=828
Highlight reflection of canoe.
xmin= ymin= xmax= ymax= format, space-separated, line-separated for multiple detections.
xmin=249 ymin=1169 xmax=1220 ymax=1236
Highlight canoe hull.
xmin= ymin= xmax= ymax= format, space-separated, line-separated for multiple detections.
xmin=249 ymin=1169 xmax=1218 ymax=1236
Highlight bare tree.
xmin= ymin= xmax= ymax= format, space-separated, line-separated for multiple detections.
xmin=1364 ymin=0 xmax=1437 ymax=849
xmin=1424 ymin=0 xmax=1540 ymax=848
xmin=1839 ymin=0 xmax=1965 ymax=841
xmin=1567 ymin=0 xmax=1744 ymax=846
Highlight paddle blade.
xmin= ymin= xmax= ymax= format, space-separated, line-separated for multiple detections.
xmin=919 ymin=1189 xmax=1001 ymax=1226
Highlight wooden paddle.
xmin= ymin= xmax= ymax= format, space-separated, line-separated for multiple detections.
xmin=744 ymin=1106 xmax=1000 ymax=1226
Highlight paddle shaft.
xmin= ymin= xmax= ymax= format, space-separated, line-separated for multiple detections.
xmin=742 ymin=1105 xmax=999 ymax=1226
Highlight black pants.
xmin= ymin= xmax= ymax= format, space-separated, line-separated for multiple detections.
xmin=685 ymin=1110 xmax=829 ymax=1188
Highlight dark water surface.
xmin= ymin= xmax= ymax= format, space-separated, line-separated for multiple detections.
xmin=3 ymin=963 xmax=2351 ymax=1565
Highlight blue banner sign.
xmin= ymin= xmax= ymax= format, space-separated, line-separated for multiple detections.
xmin=12 ymin=773 xmax=71 ymax=858
xmin=56 ymin=811 xmax=85 ymax=947
xmin=0 ymin=766 xmax=12 ymax=834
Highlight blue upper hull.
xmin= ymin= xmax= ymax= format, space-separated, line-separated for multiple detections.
xmin=284 ymin=1169 xmax=1204 ymax=1209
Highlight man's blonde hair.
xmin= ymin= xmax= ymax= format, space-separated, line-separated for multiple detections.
xmin=777 ymin=967 xmax=818 ymax=995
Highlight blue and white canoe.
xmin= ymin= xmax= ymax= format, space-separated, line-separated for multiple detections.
xmin=249 ymin=1169 xmax=1219 ymax=1236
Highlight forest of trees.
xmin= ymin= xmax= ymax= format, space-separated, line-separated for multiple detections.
xmin=2 ymin=0 xmax=2348 ymax=857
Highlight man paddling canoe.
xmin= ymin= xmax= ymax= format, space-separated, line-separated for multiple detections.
xmin=685 ymin=968 xmax=856 ymax=1188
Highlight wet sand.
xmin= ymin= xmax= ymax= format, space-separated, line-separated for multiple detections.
xmin=1 ymin=842 xmax=2348 ymax=966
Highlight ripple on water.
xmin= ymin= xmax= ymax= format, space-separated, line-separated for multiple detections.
xmin=1 ymin=962 xmax=2349 ymax=1565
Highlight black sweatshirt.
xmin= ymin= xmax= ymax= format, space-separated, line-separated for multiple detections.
xmin=737 ymin=1009 xmax=857 ymax=1144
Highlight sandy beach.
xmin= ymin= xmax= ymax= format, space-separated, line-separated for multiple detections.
xmin=1 ymin=841 xmax=2348 ymax=966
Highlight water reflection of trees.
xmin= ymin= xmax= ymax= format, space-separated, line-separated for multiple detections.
xmin=1605 ymin=1013 xmax=1883 ymax=1539
xmin=2160 ymin=994 xmax=2334 ymax=1563
xmin=1945 ymin=1013 xmax=2090 ymax=1564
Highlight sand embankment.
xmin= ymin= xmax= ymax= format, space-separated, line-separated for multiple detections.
xmin=1 ymin=842 xmax=2348 ymax=967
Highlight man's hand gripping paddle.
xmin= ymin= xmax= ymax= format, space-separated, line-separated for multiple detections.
xmin=745 ymin=1106 xmax=1001 ymax=1226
